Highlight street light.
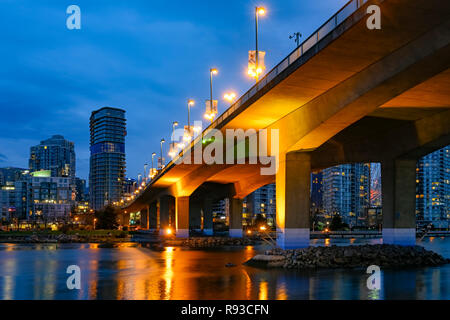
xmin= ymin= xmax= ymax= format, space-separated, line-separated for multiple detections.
xmin=184 ymin=99 xmax=195 ymax=142
xmin=143 ymin=163 xmax=148 ymax=183
xmin=187 ymin=99 xmax=195 ymax=131
xmin=151 ymin=152 xmax=156 ymax=178
xmin=254 ymin=6 xmax=266 ymax=82
xmin=204 ymin=68 xmax=218 ymax=123
xmin=160 ymin=138 xmax=165 ymax=169
xmin=169 ymin=121 xmax=179 ymax=158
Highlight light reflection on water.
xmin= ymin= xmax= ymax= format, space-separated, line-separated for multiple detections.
xmin=0 ymin=238 xmax=449 ymax=300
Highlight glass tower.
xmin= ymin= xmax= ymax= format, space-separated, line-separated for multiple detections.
xmin=29 ymin=135 xmax=75 ymax=177
xmin=416 ymin=145 xmax=450 ymax=227
xmin=89 ymin=107 xmax=126 ymax=210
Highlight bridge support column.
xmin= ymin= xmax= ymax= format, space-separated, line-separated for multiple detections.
xmin=229 ymin=198 xmax=243 ymax=237
xmin=149 ymin=202 xmax=157 ymax=230
xmin=203 ymin=197 xmax=214 ymax=236
xmin=382 ymin=159 xmax=417 ymax=246
xmin=159 ymin=196 xmax=174 ymax=236
xmin=176 ymin=196 xmax=190 ymax=238
xmin=189 ymin=199 xmax=202 ymax=231
xmin=276 ymin=152 xmax=311 ymax=249
xmin=140 ymin=207 xmax=149 ymax=230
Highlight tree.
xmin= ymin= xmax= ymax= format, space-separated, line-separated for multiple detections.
xmin=330 ymin=214 xmax=345 ymax=231
xmin=94 ymin=205 xmax=119 ymax=230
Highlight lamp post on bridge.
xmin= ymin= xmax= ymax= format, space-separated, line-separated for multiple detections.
xmin=169 ymin=121 xmax=179 ymax=158
xmin=159 ymin=138 xmax=165 ymax=170
xmin=204 ymin=68 xmax=218 ymax=123
xmin=184 ymin=99 xmax=195 ymax=142
xmin=255 ymin=6 xmax=266 ymax=82
xmin=151 ymin=152 xmax=156 ymax=178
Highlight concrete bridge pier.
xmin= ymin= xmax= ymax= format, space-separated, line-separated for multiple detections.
xmin=229 ymin=198 xmax=243 ymax=237
xmin=140 ymin=206 xmax=149 ymax=230
xmin=276 ymin=152 xmax=311 ymax=249
xmin=382 ymin=158 xmax=417 ymax=246
xmin=175 ymin=196 xmax=190 ymax=238
xmin=159 ymin=196 xmax=175 ymax=236
xmin=202 ymin=197 xmax=214 ymax=236
xmin=149 ymin=202 xmax=157 ymax=230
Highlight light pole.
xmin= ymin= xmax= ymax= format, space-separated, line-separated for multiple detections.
xmin=160 ymin=138 xmax=165 ymax=169
xmin=205 ymin=68 xmax=218 ymax=123
xmin=187 ymin=99 xmax=194 ymax=131
xmin=255 ymin=6 xmax=266 ymax=82
xmin=169 ymin=122 xmax=179 ymax=158
xmin=172 ymin=121 xmax=178 ymax=150
xmin=151 ymin=152 xmax=156 ymax=177
xmin=144 ymin=164 xmax=148 ymax=182
xmin=185 ymin=99 xmax=195 ymax=141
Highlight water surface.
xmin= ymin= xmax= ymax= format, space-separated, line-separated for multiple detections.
xmin=0 ymin=237 xmax=449 ymax=300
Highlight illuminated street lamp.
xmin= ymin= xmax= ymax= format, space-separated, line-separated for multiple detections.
xmin=204 ymin=68 xmax=218 ymax=123
xmin=187 ymin=99 xmax=195 ymax=131
xmin=248 ymin=6 xmax=267 ymax=81
xmin=143 ymin=163 xmax=148 ymax=183
xmin=150 ymin=152 xmax=156 ymax=178
xmin=169 ymin=121 xmax=179 ymax=158
xmin=159 ymin=139 xmax=165 ymax=169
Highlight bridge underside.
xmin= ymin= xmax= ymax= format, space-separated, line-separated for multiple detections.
xmin=124 ymin=0 xmax=450 ymax=248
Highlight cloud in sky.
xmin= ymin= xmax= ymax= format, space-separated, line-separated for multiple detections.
xmin=0 ymin=0 xmax=348 ymax=181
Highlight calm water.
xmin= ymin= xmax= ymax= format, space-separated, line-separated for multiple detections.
xmin=0 ymin=237 xmax=449 ymax=300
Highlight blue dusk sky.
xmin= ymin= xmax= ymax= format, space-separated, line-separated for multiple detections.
xmin=0 ymin=0 xmax=348 ymax=181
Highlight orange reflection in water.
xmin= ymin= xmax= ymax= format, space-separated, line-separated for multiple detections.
xmin=161 ymin=247 xmax=174 ymax=300
xmin=258 ymin=280 xmax=268 ymax=300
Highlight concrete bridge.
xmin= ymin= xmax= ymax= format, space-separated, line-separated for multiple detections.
xmin=122 ymin=0 xmax=450 ymax=249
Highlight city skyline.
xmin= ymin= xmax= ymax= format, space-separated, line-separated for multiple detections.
xmin=0 ymin=0 xmax=348 ymax=181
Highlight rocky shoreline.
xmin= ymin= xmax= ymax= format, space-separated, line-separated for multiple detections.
xmin=0 ymin=233 xmax=131 ymax=243
xmin=175 ymin=237 xmax=257 ymax=248
xmin=245 ymin=244 xmax=450 ymax=269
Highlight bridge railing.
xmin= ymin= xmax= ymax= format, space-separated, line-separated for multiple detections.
xmin=125 ymin=0 xmax=371 ymax=207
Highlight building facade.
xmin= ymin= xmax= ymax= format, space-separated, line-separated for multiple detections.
xmin=244 ymin=183 xmax=276 ymax=227
xmin=322 ymin=163 xmax=370 ymax=227
xmin=416 ymin=145 xmax=450 ymax=228
xmin=29 ymin=135 xmax=75 ymax=177
xmin=89 ymin=107 xmax=126 ymax=210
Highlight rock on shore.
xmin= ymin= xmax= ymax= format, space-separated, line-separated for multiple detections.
xmin=245 ymin=244 xmax=450 ymax=269
xmin=180 ymin=237 xmax=256 ymax=248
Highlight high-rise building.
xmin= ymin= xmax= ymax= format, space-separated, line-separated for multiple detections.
xmin=29 ymin=135 xmax=75 ymax=177
xmin=244 ymin=183 xmax=276 ymax=226
xmin=89 ymin=107 xmax=126 ymax=210
xmin=416 ymin=145 xmax=450 ymax=228
xmin=322 ymin=163 xmax=370 ymax=226
xmin=74 ymin=177 xmax=87 ymax=202
xmin=0 ymin=167 xmax=28 ymax=186
xmin=311 ymin=172 xmax=323 ymax=215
